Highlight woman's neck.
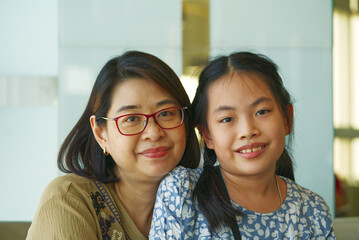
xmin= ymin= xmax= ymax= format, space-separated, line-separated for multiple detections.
xmin=221 ymin=169 xmax=285 ymax=213
xmin=114 ymin=174 xmax=160 ymax=237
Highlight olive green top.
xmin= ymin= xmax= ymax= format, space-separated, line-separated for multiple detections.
xmin=26 ymin=174 xmax=146 ymax=240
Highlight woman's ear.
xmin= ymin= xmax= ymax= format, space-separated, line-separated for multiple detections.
xmin=285 ymin=104 xmax=294 ymax=135
xmin=90 ymin=115 xmax=108 ymax=150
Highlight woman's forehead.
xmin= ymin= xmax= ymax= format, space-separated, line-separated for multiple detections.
xmin=109 ymin=78 xmax=178 ymax=113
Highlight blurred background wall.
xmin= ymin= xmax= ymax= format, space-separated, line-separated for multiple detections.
xmin=0 ymin=0 xmax=59 ymax=221
xmin=1 ymin=0 xmax=358 ymax=221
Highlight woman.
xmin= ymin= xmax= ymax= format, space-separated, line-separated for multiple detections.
xmin=26 ymin=51 xmax=200 ymax=239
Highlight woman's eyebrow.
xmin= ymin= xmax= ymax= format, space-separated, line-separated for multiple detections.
xmin=116 ymin=105 xmax=139 ymax=113
xmin=156 ymin=99 xmax=178 ymax=106
xmin=116 ymin=99 xmax=177 ymax=113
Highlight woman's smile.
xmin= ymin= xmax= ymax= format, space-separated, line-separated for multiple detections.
xmin=139 ymin=146 xmax=171 ymax=159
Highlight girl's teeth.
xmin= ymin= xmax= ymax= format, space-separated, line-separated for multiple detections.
xmin=240 ymin=146 xmax=263 ymax=153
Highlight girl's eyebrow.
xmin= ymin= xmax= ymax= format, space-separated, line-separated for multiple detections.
xmin=214 ymin=97 xmax=271 ymax=113
xmin=116 ymin=99 xmax=178 ymax=113
xmin=214 ymin=105 xmax=235 ymax=113
xmin=251 ymin=97 xmax=271 ymax=107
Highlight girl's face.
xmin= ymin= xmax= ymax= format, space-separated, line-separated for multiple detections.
xmin=203 ymin=73 xmax=291 ymax=178
xmin=92 ymin=78 xmax=186 ymax=184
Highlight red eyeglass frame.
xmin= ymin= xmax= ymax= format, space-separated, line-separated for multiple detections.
xmin=101 ymin=106 xmax=187 ymax=136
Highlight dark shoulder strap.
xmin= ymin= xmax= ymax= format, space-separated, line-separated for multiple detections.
xmin=214 ymin=166 xmax=242 ymax=240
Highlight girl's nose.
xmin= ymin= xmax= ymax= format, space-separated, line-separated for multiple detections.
xmin=141 ymin=117 xmax=165 ymax=141
xmin=239 ymin=119 xmax=259 ymax=140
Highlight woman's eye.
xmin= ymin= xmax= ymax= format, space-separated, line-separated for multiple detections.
xmin=256 ymin=110 xmax=270 ymax=116
xmin=220 ymin=117 xmax=233 ymax=123
xmin=125 ymin=115 xmax=139 ymax=122
xmin=159 ymin=111 xmax=170 ymax=117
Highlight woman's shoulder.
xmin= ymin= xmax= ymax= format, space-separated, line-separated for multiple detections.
xmin=29 ymin=174 xmax=139 ymax=240
xmin=41 ymin=173 xmax=98 ymax=200
xmin=47 ymin=173 xmax=94 ymax=188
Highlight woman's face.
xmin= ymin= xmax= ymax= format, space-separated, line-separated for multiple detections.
xmin=97 ymin=78 xmax=186 ymax=183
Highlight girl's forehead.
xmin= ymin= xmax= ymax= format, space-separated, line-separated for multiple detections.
xmin=209 ymin=72 xmax=269 ymax=95
xmin=206 ymin=72 xmax=278 ymax=110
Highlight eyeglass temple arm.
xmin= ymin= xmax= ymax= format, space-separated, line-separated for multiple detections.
xmin=101 ymin=116 xmax=116 ymax=121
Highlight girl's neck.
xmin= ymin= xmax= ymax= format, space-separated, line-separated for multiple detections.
xmin=221 ymin=169 xmax=286 ymax=213
xmin=114 ymin=174 xmax=160 ymax=237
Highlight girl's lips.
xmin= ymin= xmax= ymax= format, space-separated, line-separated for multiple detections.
xmin=236 ymin=143 xmax=267 ymax=159
xmin=140 ymin=147 xmax=170 ymax=158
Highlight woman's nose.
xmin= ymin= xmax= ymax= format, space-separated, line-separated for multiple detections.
xmin=141 ymin=117 xmax=165 ymax=140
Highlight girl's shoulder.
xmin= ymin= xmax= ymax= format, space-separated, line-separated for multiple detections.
xmin=163 ymin=166 xmax=203 ymax=184
xmin=157 ymin=166 xmax=203 ymax=197
xmin=151 ymin=167 xmax=206 ymax=239
xmin=282 ymin=177 xmax=324 ymax=199
xmin=279 ymin=177 xmax=334 ymax=237
xmin=281 ymin=176 xmax=331 ymax=212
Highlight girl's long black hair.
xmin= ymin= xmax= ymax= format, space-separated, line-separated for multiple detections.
xmin=192 ymin=51 xmax=295 ymax=231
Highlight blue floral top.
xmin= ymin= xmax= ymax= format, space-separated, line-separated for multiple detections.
xmin=150 ymin=166 xmax=335 ymax=240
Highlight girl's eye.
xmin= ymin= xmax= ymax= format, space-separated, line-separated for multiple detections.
xmin=220 ymin=117 xmax=234 ymax=123
xmin=256 ymin=110 xmax=270 ymax=116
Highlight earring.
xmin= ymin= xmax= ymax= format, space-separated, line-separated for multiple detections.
xmin=103 ymin=148 xmax=110 ymax=156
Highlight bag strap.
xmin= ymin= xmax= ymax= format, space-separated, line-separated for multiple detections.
xmin=214 ymin=166 xmax=242 ymax=240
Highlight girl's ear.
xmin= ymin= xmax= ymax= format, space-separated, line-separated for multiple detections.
xmin=285 ymin=104 xmax=294 ymax=135
xmin=90 ymin=115 xmax=108 ymax=150
xmin=202 ymin=128 xmax=214 ymax=149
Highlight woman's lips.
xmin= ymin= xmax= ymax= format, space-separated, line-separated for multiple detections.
xmin=236 ymin=143 xmax=267 ymax=159
xmin=140 ymin=147 xmax=170 ymax=158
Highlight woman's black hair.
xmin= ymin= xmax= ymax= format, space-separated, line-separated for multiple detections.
xmin=192 ymin=51 xmax=295 ymax=231
xmin=58 ymin=51 xmax=200 ymax=182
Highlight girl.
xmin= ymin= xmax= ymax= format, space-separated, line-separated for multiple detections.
xmin=26 ymin=51 xmax=200 ymax=239
xmin=150 ymin=52 xmax=335 ymax=239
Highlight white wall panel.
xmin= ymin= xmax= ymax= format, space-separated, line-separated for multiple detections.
xmin=0 ymin=107 xmax=58 ymax=221
xmin=60 ymin=0 xmax=181 ymax=47
xmin=0 ymin=0 xmax=59 ymax=221
xmin=210 ymin=0 xmax=331 ymax=49
xmin=0 ymin=0 xmax=58 ymax=76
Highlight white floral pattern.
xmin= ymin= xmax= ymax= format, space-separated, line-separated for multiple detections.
xmin=150 ymin=166 xmax=335 ymax=240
